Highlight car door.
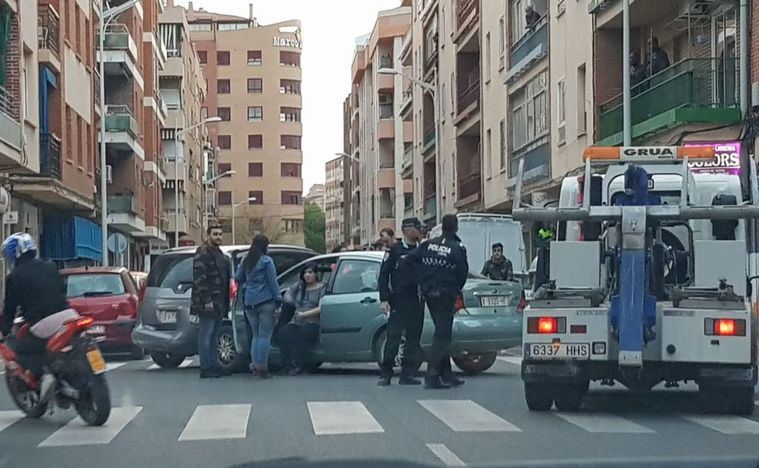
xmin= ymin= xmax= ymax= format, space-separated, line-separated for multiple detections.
xmin=319 ymin=258 xmax=383 ymax=359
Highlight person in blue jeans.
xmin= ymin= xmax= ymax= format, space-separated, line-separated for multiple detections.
xmin=235 ymin=234 xmax=282 ymax=378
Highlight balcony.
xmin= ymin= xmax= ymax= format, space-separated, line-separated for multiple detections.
xmin=40 ymin=133 xmax=62 ymax=179
xmin=161 ymin=54 xmax=185 ymax=78
xmin=164 ymin=209 xmax=189 ymax=233
xmin=402 ymin=145 xmax=413 ymax=173
xmin=455 ymin=0 xmax=478 ymax=40
xmin=379 ymin=103 xmax=394 ymax=120
xmin=104 ymin=105 xmax=145 ymax=159
xmin=98 ymin=24 xmax=143 ymax=88
xmin=107 ymin=196 xmax=145 ymax=234
xmin=423 ymin=195 xmax=436 ymax=222
xmin=423 ymin=127 xmax=436 ymax=155
xmin=597 ymin=58 xmax=742 ymax=146
xmin=94 ymin=71 xmax=101 ymax=113
xmin=378 ymin=119 xmax=394 ymax=140
xmin=164 ymin=160 xmax=187 ymax=183
xmin=38 ymin=4 xmax=61 ymax=74
xmin=457 ymin=72 xmax=480 ymax=116
xmin=506 ymin=15 xmax=548 ymax=84
xmin=0 ymin=86 xmax=21 ymax=153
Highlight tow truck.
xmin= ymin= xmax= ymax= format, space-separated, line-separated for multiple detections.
xmin=511 ymin=146 xmax=759 ymax=414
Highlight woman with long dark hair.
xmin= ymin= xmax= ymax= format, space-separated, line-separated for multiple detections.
xmin=234 ymin=234 xmax=282 ymax=378
xmin=278 ymin=267 xmax=326 ymax=375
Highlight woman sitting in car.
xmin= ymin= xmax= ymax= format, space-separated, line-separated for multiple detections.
xmin=278 ymin=267 xmax=326 ymax=375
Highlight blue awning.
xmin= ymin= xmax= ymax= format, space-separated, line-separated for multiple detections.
xmin=39 ymin=66 xmax=57 ymax=135
xmin=42 ymin=215 xmax=102 ymax=263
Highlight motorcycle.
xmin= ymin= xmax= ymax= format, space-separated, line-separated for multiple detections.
xmin=0 ymin=310 xmax=111 ymax=426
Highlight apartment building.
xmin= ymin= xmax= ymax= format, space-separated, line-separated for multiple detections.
xmin=350 ymin=5 xmax=413 ymax=244
xmin=184 ymin=3 xmax=305 ymax=246
xmin=304 ymin=183 xmax=324 ymax=209
xmin=324 ymin=156 xmax=346 ymax=251
xmin=159 ymin=1 xmax=207 ymax=248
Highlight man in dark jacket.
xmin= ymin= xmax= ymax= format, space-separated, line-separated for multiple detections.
xmin=481 ymin=243 xmax=513 ymax=281
xmin=411 ymin=214 xmax=469 ymax=389
xmin=191 ymin=224 xmax=231 ymax=379
xmin=377 ymin=217 xmax=424 ymax=386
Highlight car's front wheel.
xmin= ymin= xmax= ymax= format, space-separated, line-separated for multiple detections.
xmin=452 ymin=352 xmax=497 ymax=375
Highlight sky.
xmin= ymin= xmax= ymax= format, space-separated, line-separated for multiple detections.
xmin=174 ymin=0 xmax=402 ymax=194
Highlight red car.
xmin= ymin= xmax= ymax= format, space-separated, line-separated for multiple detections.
xmin=60 ymin=267 xmax=142 ymax=359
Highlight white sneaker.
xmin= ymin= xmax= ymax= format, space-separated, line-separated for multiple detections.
xmin=39 ymin=374 xmax=56 ymax=403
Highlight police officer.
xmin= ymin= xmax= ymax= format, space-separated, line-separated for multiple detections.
xmin=377 ymin=218 xmax=424 ymax=386
xmin=411 ymin=214 xmax=468 ymax=389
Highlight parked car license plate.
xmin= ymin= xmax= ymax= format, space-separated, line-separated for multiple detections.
xmin=88 ymin=325 xmax=106 ymax=335
xmin=157 ymin=311 xmax=177 ymax=323
xmin=480 ymin=296 xmax=509 ymax=307
xmin=86 ymin=348 xmax=106 ymax=374
xmin=526 ymin=343 xmax=590 ymax=359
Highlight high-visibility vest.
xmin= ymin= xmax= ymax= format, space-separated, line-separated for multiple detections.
xmin=538 ymin=228 xmax=553 ymax=240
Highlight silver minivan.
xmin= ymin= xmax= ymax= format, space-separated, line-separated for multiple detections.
xmin=132 ymin=245 xmax=315 ymax=370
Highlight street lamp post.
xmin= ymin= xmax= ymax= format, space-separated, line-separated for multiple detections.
xmin=378 ymin=67 xmax=440 ymax=224
xmin=99 ymin=0 xmax=140 ymax=267
xmin=173 ymin=116 xmax=221 ymax=247
xmin=231 ymin=197 xmax=258 ymax=245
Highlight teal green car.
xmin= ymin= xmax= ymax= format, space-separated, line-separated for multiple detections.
xmin=231 ymin=251 xmax=524 ymax=374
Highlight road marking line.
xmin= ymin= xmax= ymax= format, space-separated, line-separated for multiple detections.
xmin=307 ymin=401 xmax=384 ymax=435
xmin=555 ymin=413 xmax=654 ymax=433
xmin=39 ymin=406 xmax=143 ymax=447
xmin=178 ymin=404 xmax=251 ymax=441
xmin=105 ymin=362 xmax=127 ymax=372
xmin=496 ymin=356 xmax=523 ymax=366
xmin=418 ymin=400 xmax=521 ymax=432
xmin=683 ymin=415 xmax=759 ymax=434
xmin=0 ymin=411 xmax=23 ymax=434
xmin=146 ymin=357 xmax=195 ymax=371
xmin=426 ymin=443 xmax=466 ymax=467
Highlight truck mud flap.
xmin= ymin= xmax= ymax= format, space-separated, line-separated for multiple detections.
xmin=522 ymin=360 xmax=584 ymax=383
xmin=698 ymin=365 xmax=757 ymax=387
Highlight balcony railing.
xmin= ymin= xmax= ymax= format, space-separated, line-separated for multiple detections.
xmin=510 ymin=15 xmax=548 ymax=68
xmin=107 ymin=196 xmax=139 ymax=214
xmin=99 ymin=24 xmax=133 ymax=51
xmin=423 ymin=127 xmax=436 ymax=152
xmin=599 ymin=58 xmax=740 ymax=140
xmin=456 ymin=0 xmax=477 ymax=31
xmin=379 ymin=55 xmax=393 ymax=69
xmin=403 ymin=145 xmax=413 ymax=169
xmin=105 ymin=105 xmax=139 ymax=137
xmin=0 ymin=85 xmax=20 ymax=149
xmin=379 ymin=103 xmax=393 ymax=119
xmin=423 ymin=195 xmax=436 ymax=220
xmin=38 ymin=4 xmax=61 ymax=57
xmin=457 ymin=73 xmax=480 ymax=112
xmin=93 ymin=71 xmax=101 ymax=108
xmin=458 ymin=172 xmax=481 ymax=200
xmin=0 ymin=85 xmax=13 ymax=118
xmin=40 ymin=133 xmax=62 ymax=180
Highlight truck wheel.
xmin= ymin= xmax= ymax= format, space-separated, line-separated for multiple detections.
xmin=554 ymin=383 xmax=584 ymax=412
xmin=728 ymin=387 xmax=754 ymax=416
xmin=524 ymin=383 xmax=553 ymax=411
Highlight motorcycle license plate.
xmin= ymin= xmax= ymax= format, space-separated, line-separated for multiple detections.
xmin=86 ymin=349 xmax=106 ymax=374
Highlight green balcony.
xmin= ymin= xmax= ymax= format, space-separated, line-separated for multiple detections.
xmin=597 ymin=58 xmax=742 ymax=146
xmin=107 ymin=196 xmax=139 ymax=215
xmin=105 ymin=106 xmax=138 ymax=138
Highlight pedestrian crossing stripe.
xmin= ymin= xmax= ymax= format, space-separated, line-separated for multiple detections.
xmin=38 ymin=407 xmax=143 ymax=447
xmin=0 ymin=411 xmax=22 ymax=434
xmin=307 ymin=401 xmax=384 ymax=435
xmin=555 ymin=413 xmax=654 ymax=434
xmin=179 ymin=404 xmax=251 ymax=441
xmin=682 ymin=415 xmax=759 ymax=435
xmin=419 ymin=400 xmax=521 ymax=432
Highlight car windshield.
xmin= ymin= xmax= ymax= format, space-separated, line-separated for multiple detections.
xmin=63 ymin=273 xmax=125 ymax=298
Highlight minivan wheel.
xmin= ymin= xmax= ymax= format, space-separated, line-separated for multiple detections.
xmin=149 ymin=352 xmax=185 ymax=368
xmin=216 ymin=324 xmax=237 ymax=371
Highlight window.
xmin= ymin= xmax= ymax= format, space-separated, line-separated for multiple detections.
xmin=217 ymin=51 xmax=230 ymax=65
xmin=197 ymin=50 xmax=207 ymax=64
xmin=577 ymin=64 xmax=587 ymax=136
xmin=63 ymin=273 xmax=126 ymax=298
xmin=248 ymin=134 xmax=263 ymax=149
xmin=280 ymin=107 xmax=301 ymax=122
xmin=248 ymin=162 xmax=263 ymax=177
xmin=218 ymin=191 xmax=232 ymax=206
xmin=247 ymin=106 xmax=263 ymax=122
xmin=499 ymin=119 xmax=507 ymax=170
xmin=281 ymin=219 xmax=303 ymax=234
xmin=557 ymin=78 xmax=567 ymax=143
xmin=280 ymin=135 xmax=301 ymax=150
xmin=280 ymin=79 xmax=301 ymax=95
xmin=486 ymin=128 xmax=492 ymax=176
xmin=218 ymin=22 xmax=249 ymax=31
xmin=280 ymin=51 xmax=301 ymax=67
xmin=189 ymin=23 xmax=212 ymax=32
xmin=217 ymin=107 xmax=231 ymax=121
xmin=511 ymin=0 xmax=527 ymax=44
xmin=248 ymin=191 xmax=263 ymax=205
xmin=485 ymin=32 xmax=492 ymax=79
xmin=247 ymin=50 xmax=262 ymax=66
xmin=281 ymin=163 xmax=301 ymax=177
xmin=247 ymin=78 xmax=263 ymax=94
xmin=510 ymin=70 xmax=548 ymax=152
xmin=499 ymin=17 xmax=506 ymax=56
xmin=281 ymin=191 xmax=302 ymax=205
xmin=217 ymin=163 xmax=231 ymax=174
xmin=217 ymin=135 xmax=231 ymax=150
xmin=217 ymin=79 xmax=230 ymax=94
xmin=332 ymin=260 xmax=380 ymax=294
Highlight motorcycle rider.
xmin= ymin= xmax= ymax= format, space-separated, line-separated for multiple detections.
xmin=0 ymin=233 xmax=69 ymax=380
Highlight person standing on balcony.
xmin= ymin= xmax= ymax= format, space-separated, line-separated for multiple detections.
xmin=525 ymin=5 xmax=541 ymax=31
xmin=645 ymin=37 xmax=670 ymax=77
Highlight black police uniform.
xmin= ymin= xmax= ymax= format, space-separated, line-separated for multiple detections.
xmin=411 ymin=232 xmax=468 ymax=387
xmin=378 ymin=238 xmax=423 ymax=383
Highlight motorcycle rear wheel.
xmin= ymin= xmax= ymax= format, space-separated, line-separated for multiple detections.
xmin=74 ymin=374 xmax=111 ymax=426
xmin=5 ymin=373 xmax=47 ymax=418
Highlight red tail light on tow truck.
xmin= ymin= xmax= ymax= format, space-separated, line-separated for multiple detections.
xmin=527 ymin=317 xmax=566 ymax=334
xmin=705 ymin=318 xmax=746 ymax=337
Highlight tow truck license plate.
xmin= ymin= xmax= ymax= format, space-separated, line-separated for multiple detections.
xmin=86 ymin=349 xmax=106 ymax=374
xmin=527 ymin=343 xmax=590 ymax=359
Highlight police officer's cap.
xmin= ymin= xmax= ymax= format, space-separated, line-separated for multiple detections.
xmin=401 ymin=217 xmax=422 ymax=229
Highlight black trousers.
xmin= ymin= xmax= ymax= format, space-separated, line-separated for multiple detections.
xmin=7 ymin=333 xmax=48 ymax=376
xmin=381 ymin=292 xmax=424 ymax=376
xmin=423 ymin=289 xmax=455 ymax=377
xmin=278 ymin=322 xmax=320 ymax=367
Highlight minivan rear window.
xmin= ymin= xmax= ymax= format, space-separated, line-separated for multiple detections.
xmin=147 ymin=254 xmax=194 ymax=290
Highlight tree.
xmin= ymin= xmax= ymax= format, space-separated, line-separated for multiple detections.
xmin=304 ymin=202 xmax=326 ymax=253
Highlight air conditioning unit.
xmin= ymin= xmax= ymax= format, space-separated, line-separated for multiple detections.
xmin=106 ymin=165 xmax=113 ymax=184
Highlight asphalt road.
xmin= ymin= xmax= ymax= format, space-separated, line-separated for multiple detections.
xmin=2 ymin=356 xmax=759 ymax=468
